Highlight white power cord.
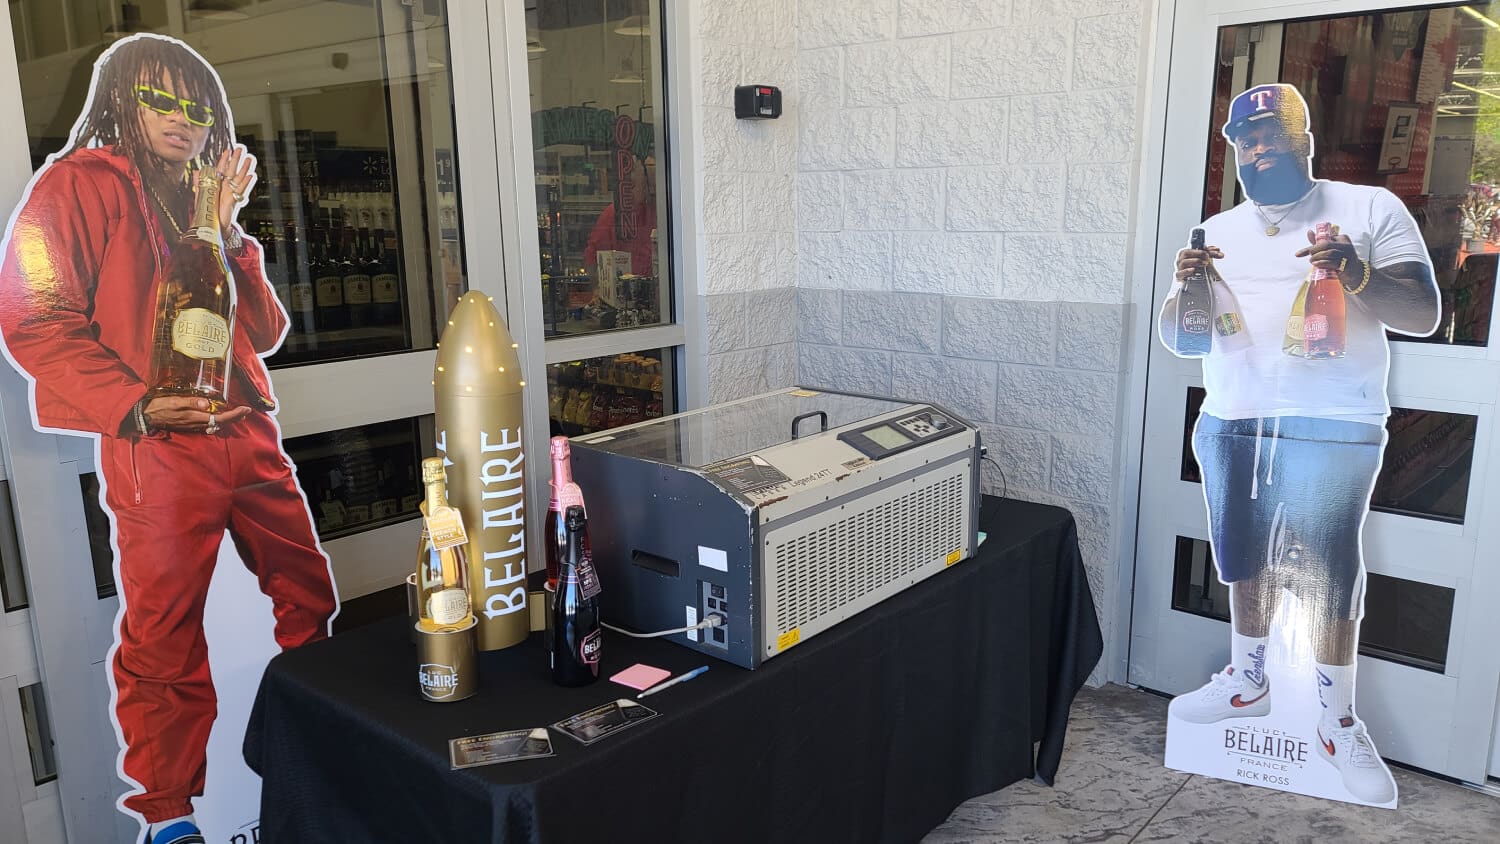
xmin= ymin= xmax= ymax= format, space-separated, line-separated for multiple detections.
xmin=602 ymin=613 xmax=726 ymax=639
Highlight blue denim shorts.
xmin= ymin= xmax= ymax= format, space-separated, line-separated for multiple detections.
xmin=1192 ymin=413 xmax=1385 ymax=619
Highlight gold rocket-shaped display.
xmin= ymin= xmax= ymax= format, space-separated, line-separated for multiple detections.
xmin=433 ymin=292 xmax=529 ymax=651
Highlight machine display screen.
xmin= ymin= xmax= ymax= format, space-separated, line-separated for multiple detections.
xmin=863 ymin=425 xmax=911 ymax=450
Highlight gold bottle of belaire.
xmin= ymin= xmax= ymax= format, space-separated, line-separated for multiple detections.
xmin=145 ymin=171 xmax=237 ymax=411
xmin=1283 ymin=279 xmax=1311 ymax=358
xmin=414 ymin=458 xmax=478 ymax=703
xmin=416 ymin=457 xmax=473 ymax=632
xmin=434 ymin=292 xmax=529 ymax=651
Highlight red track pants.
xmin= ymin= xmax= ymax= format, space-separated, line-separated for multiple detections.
xmin=101 ymin=411 xmax=337 ymax=822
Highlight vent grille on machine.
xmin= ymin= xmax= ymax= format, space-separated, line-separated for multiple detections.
xmin=771 ymin=468 xmax=965 ymax=636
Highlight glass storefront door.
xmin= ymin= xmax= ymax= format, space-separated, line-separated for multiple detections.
xmin=0 ymin=1 xmax=513 ymax=840
xmin=524 ymin=0 xmax=687 ymax=439
xmin=1132 ymin=0 xmax=1500 ymax=785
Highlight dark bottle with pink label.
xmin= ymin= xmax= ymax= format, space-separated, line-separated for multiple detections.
xmin=551 ymin=505 xmax=602 ymax=686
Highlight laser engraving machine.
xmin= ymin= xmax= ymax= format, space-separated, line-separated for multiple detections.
xmin=568 ymin=387 xmax=981 ymax=669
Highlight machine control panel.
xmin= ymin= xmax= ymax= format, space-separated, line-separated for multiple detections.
xmin=838 ymin=407 xmax=961 ymax=460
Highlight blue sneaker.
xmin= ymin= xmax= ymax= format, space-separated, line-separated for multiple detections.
xmin=145 ymin=821 xmax=205 ymax=844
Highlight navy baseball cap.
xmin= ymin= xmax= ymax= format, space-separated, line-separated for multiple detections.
xmin=1222 ymin=83 xmax=1310 ymax=140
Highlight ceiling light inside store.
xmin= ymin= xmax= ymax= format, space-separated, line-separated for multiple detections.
xmin=614 ymin=15 xmax=650 ymax=36
xmin=1461 ymin=6 xmax=1500 ymax=29
xmin=188 ymin=0 xmax=251 ymax=21
xmin=611 ymin=56 xmax=644 ymax=84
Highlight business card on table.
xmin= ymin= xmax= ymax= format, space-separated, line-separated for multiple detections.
xmin=449 ymin=727 xmax=554 ymax=770
xmin=553 ymin=699 xmax=659 ymax=746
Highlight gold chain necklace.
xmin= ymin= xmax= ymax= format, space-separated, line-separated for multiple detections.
xmin=1252 ymin=182 xmax=1319 ymax=237
xmin=144 ymin=178 xmax=187 ymax=238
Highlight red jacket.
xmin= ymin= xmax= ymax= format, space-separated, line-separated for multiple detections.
xmin=0 ymin=146 xmax=285 ymax=436
xmin=583 ymin=200 xmax=658 ymax=277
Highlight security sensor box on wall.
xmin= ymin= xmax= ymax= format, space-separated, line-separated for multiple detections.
xmin=569 ymin=387 xmax=981 ymax=669
xmin=734 ymin=84 xmax=782 ymax=119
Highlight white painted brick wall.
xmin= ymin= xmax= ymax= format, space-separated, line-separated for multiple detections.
xmin=700 ymin=0 xmax=802 ymax=403
xmin=694 ymin=0 xmax=1156 ymax=685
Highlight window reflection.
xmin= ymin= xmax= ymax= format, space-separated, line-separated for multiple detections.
xmin=530 ymin=0 xmax=671 ymax=338
xmin=282 ymin=416 xmax=432 ymax=541
xmin=18 ymin=682 xmax=58 ymax=785
xmin=1170 ymin=535 xmax=1453 ymax=672
xmin=79 ymin=473 xmax=117 ymax=600
xmin=1180 ymin=387 xmax=1476 ymax=523
xmin=0 ymin=480 xmax=29 ymax=611
xmin=15 ymin=0 xmax=467 ymax=367
xmin=1206 ymin=6 xmax=1500 ymax=346
xmin=547 ymin=349 xmax=673 ymax=437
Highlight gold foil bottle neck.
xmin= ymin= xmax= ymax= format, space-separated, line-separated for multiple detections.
xmin=421 ymin=456 xmax=446 ymax=484
xmin=433 ymin=292 xmax=524 ymax=398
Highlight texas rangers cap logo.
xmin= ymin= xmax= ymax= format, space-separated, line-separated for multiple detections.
xmin=1223 ymin=82 xmax=1311 ymax=140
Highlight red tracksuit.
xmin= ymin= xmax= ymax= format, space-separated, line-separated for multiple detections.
xmin=0 ymin=146 xmax=337 ymax=822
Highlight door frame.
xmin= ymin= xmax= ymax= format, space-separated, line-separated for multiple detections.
xmin=0 ymin=1 xmax=518 ymax=840
xmin=1124 ymin=0 xmax=1500 ymax=784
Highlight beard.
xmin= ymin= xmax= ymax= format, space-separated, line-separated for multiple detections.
xmin=1238 ymin=153 xmax=1312 ymax=205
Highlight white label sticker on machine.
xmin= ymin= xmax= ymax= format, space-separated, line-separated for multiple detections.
xmin=686 ymin=606 xmax=699 ymax=642
xmin=698 ymin=545 xmax=728 ymax=572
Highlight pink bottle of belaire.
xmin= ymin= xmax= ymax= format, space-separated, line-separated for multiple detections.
xmin=544 ymin=436 xmax=587 ymax=591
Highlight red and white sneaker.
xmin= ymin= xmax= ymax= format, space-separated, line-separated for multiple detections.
xmin=1316 ymin=717 xmax=1396 ymax=804
xmin=1168 ymin=666 xmax=1271 ymax=723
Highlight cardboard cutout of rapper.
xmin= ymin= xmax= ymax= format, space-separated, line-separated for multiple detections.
xmin=1158 ymin=83 xmax=1439 ymax=809
xmin=0 ymin=34 xmax=338 ymax=841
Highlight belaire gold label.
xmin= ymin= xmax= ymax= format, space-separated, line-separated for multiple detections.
xmin=171 ymin=308 xmax=231 ymax=359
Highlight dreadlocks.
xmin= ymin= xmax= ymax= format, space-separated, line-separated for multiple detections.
xmin=66 ymin=35 xmax=231 ymax=173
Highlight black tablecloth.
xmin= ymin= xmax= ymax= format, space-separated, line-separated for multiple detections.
xmin=245 ymin=496 xmax=1102 ymax=843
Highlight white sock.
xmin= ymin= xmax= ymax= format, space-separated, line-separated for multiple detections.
xmin=1231 ymin=631 xmax=1269 ymax=688
xmin=1316 ymin=661 xmax=1356 ymax=729
xmin=151 ymin=815 xmax=196 ymax=836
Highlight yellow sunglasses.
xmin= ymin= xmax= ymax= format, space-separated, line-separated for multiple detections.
xmin=134 ymin=85 xmax=214 ymax=127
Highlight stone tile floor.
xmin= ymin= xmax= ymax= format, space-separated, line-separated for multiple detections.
xmin=925 ymin=683 xmax=1500 ymax=843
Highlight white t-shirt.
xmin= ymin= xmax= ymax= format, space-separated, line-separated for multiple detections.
xmin=1167 ymin=180 xmax=1434 ymax=422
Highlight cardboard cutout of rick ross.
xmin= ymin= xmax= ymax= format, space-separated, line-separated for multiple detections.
xmin=1159 ymin=83 xmax=1439 ymax=809
xmin=0 ymin=34 xmax=338 ymax=841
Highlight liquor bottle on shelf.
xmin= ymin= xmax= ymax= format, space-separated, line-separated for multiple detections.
xmin=372 ymin=229 xmax=402 ymax=327
xmin=284 ymin=223 xmax=314 ymax=337
xmin=1171 ymin=228 xmax=1213 ymax=358
xmin=544 ymin=436 xmax=589 ymax=591
xmin=318 ymin=487 xmax=347 ymax=532
xmin=262 ymin=233 xmax=292 ymax=317
xmin=375 ymin=190 xmax=395 ymax=232
xmin=313 ymin=228 xmax=346 ymax=331
xmin=145 ymin=171 xmax=237 ymax=412
xmin=1283 ymin=279 xmax=1311 ymax=358
xmin=399 ymin=461 xmax=421 ymax=514
xmin=551 ymin=504 xmax=602 ymax=687
xmin=1302 ymin=221 xmax=1347 ymax=359
xmin=416 ymin=457 xmax=474 ymax=632
xmin=341 ymin=226 xmax=372 ymax=329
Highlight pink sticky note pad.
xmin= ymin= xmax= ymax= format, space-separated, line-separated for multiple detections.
xmin=610 ymin=664 xmax=671 ymax=691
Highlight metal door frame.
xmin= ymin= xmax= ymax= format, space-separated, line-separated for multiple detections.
xmin=1125 ymin=0 xmax=1500 ymax=784
xmin=0 ymin=1 xmax=516 ymax=840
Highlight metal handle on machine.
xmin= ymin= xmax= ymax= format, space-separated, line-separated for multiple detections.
xmin=791 ymin=410 xmax=828 ymax=439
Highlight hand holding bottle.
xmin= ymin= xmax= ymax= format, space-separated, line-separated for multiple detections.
xmin=144 ymin=396 xmax=251 ymax=432
xmin=1175 ymin=244 xmax=1226 ymax=281
xmin=1294 ymin=225 xmax=1362 ymax=285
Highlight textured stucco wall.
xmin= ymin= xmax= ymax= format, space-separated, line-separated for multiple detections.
xmin=697 ymin=0 xmax=1155 ymax=683
xmin=699 ymin=2 xmax=800 ymax=406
